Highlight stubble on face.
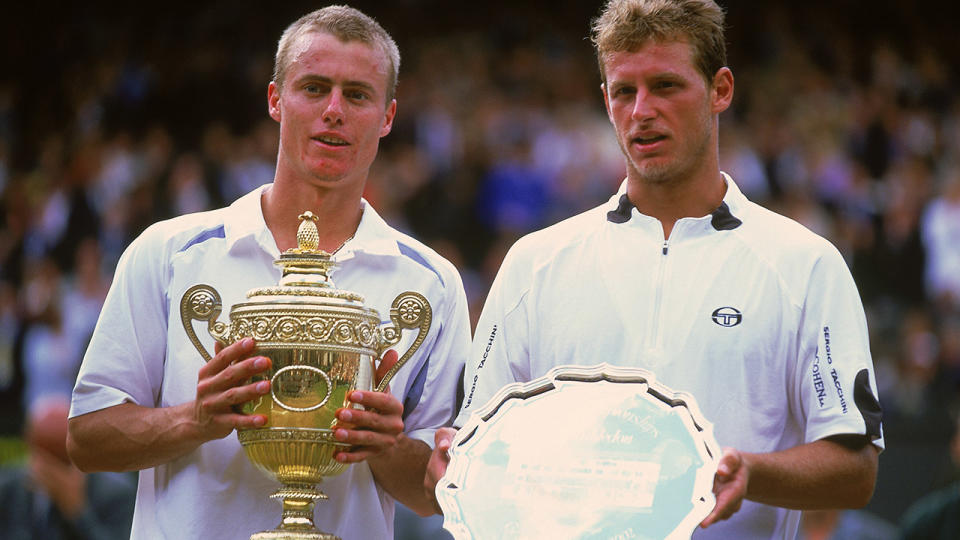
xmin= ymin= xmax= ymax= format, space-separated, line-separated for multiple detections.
xmin=603 ymin=41 xmax=717 ymax=189
xmin=622 ymin=107 xmax=712 ymax=187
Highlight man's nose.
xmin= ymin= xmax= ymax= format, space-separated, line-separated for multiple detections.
xmin=322 ymin=90 xmax=345 ymax=124
xmin=631 ymin=90 xmax=656 ymax=122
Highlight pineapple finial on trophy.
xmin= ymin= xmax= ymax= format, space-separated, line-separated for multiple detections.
xmin=276 ymin=211 xmax=336 ymax=289
xmin=295 ymin=211 xmax=321 ymax=253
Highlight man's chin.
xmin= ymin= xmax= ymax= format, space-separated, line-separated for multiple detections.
xmin=303 ymin=165 xmax=349 ymax=185
xmin=630 ymin=161 xmax=676 ymax=185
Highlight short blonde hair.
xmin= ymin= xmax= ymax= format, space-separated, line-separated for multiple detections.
xmin=273 ymin=5 xmax=400 ymax=102
xmin=591 ymin=0 xmax=727 ymax=84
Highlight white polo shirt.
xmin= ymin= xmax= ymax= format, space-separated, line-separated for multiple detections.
xmin=71 ymin=185 xmax=471 ymax=540
xmin=456 ymin=174 xmax=883 ymax=540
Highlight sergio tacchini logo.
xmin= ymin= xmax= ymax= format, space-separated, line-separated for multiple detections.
xmin=712 ymin=307 xmax=742 ymax=327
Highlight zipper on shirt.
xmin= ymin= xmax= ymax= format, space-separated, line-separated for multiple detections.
xmin=647 ymin=239 xmax=670 ymax=351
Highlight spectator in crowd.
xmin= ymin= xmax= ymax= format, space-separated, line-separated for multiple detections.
xmin=0 ymin=396 xmax=136 ymax=540
xmin=899 ymin=413 xmax=960 ymax=539
xmin=799 ymin=508 xmax=897 ymax=540
xmin=921 ymin=169 xmax=960 ymax=315
xmin=797 ymin=509 xmax=897 ymax=540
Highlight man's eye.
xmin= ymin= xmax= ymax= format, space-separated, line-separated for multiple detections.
xmin=613 ymin=87 xmax=635 ymax=97
xmin=346 ymin=90 xmax=369 ymax=101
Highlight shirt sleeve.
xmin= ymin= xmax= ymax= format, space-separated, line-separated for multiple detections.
xmin=70 ymin=225 xmax=170 ymax=418
xmin=454 ymin=243 xmax=532 ymax=428
xmin=795 ymin=243 xmax=884 ymax=450
xmin=401 ymin=266 xmax=473 ymax=448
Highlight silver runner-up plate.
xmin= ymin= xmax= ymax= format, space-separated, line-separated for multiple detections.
xmin=436 ymin=363 xmax=721 ymax=540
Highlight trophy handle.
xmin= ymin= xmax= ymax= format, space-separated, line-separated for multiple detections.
xmin=180 ymin=284 xmax=231 ymax=362
xmin=376 ymin=291 xmax=432 ymax=393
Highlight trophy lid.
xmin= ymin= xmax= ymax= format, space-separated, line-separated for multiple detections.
xmin=245 ymin=211 xmax=364 ymax=304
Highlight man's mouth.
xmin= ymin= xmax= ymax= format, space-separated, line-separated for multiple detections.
xmin=633 ymin=134 xmax=667 ymax=145
xmin=313 ymin=135 xmax=350 ymax=146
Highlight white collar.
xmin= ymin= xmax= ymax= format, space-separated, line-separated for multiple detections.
xmin=220 ymin=184 xmax=402 ymax=260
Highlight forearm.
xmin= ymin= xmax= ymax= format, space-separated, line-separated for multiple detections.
xmin=368 ymin=433 xmax=433 ymax=516
xmin=742 ymin=436 xmax=878 ymax=509
xmin=67 ymin=402 xmax=207 ymax=472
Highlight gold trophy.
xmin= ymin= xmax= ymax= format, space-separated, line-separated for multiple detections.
xmin=180 ymin=211 xmax=431 ymax=540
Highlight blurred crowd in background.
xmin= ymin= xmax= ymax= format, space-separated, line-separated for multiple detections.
xmin=1 ymin=0 xmax=959 ymax=535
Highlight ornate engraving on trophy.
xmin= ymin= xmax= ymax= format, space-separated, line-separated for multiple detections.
xmin=225 ymin=311 xmax=380 ymax=348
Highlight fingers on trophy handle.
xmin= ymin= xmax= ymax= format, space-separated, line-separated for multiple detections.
xmin=180 ymin=284 xmax=229 ymax=363
xmin=375 ymin=292 xmax=432 ymax=393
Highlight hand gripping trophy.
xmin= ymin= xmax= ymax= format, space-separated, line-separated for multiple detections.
xmin=180 ymin=211 xmax=431 ymax=540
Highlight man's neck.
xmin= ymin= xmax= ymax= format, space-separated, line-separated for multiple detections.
xmin=626 ymin=169 xmax=727 ymax=239
xmin=262 ymin=178 xmax=364 ymax=253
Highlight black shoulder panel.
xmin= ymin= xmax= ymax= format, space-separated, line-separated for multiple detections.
xmin=710 ymin=202 xmax=743 ymax=231
xmin=606 ymin=194 xmax=633 ymax=224
xmin=854 ymin=369 xmax=883 ymax=439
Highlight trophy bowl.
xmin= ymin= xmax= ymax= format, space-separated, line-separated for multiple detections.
xmin=180 ymin=212 xmax=432 ymax=540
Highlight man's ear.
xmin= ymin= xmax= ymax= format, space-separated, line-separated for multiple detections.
xmin=711 ymin=67 xmax=734 ymax=114
xmin=379 ymin=99 xmax=397 ymax=138
xmin=268 ymin=81 xmax=282 ymax=122
xmin=601 ymin=83 xmax=613 ymax=122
